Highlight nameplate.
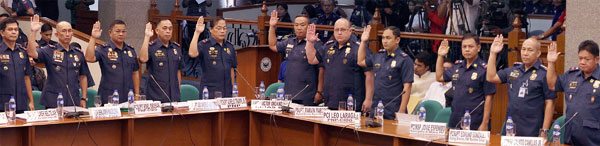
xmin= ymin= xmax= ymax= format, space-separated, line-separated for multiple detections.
xmin=293 ymin=106 xmax=329 ymax=117
xmin=396 ymin=113 xmax=419 ymax=125
xmin=0 ymin=112 xmax=6 ymax=124
xmin=448 ymin=129 xmax=490 ymax=144
xmin=250 ymin=100 xmax=291 ymax=110
xmin=132 ymin=101 xmax=162 ymax=115
xmin=409 ymin=122 xmax=448 ymax=136
xmin=217 ymin=97 xmax=247 ymax=109
xmin=501 ymin=136 xmax=545 ymax=146
xmin=23 ymin=109 xmax=59 ymax=122
xmin=323 ymin=111 xmax=360 ymax=124
xmin=188 ymin=99 xmax=221 ymax=112
xmin=89 ymin=106 xmax=122 ymax=119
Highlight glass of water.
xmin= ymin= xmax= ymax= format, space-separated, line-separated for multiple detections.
xmin=94 ymin=96 xmax=102 ymax=107
xmin=338 ymin=101 xmax=346 ymax=111
xmin=284 ymin=94 xmax=292 ymax=101
xmin=139 ymin=95 xmax=147 ymax=101
xmin=214 ymin=91 xmax=223 ymax=99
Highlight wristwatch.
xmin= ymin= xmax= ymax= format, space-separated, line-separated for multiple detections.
xmin=540 ymin=129 xmax=549 ymax=134
xmin=81 ymin=98 xmax=88 ymax=101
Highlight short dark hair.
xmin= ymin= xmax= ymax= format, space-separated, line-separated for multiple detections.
xmin=276 ymin=3 xmax=288 ymax=11
xmin=578 ymin=40 xmax=599 ymax=57
xmin=0 ymin=13 xmax=9 ymax=18
xmin=415 ymin=52 xmax=434 ymax=69
xmin=462 ymin=33 xmax=480 ymax=45
xmin=384 ymin=26 xmax=401 ymax=38
xmin=211 ymin=17 xmax=226 ymax=28
xmin=0 ymin=18 xmax=18 ymax=31
xmin=109 ymin=19 xmax=126 ymax=30
xmin=41 ymin=23 xmax=52 ymax=32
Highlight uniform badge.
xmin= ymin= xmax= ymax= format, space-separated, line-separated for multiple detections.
xmin=108 ymin=50 xmax=118 ymax=61
xmin=128 ymin=51 xmax=133 ymax=57
xmin=3 ymin=66 xmax=7 ymax=71
xmin=209 ymin=47 xmax=218 ymax=58
xmin=286 ymin=44 xmax=294 ymax=49
xmin=374 ymin=63 xmax=381 ymax=69
xmin=471 ymin=72 xmax=478 ymax=80
xmin=225 ymin=48 xmax=231 ymax=55
xmin=112 ymin=64 xmax=116 ymax=69
xmin=569 ymin=81 xmax=577 ymax=89
xmin=509 ymin=70 xmax=519 ymax=79
xmin=69 ymin=54 xmax=73 ymax=58
xmin=327 ymin=48 xmax=335 ymax=56
xmin=468 ymin=88 xmax=474 ymax=93
xmin=594 ymin=80 xmax=600 ymax=89
xmin=0 ymin=54 xmax=9 ymax=63
xmin=155 ymin=50 xmax=165 ymax=58
xmin=53 ymin=51 xmax=64 ymax=63
xmin=173 ymin=49 xmax=178 ymax=55
xmin=108 ymin=48 xmax=113 ymax=52
xmin=19 ymin=52 xmax=24 ymax=59
xmin=74 ymin=55 xmax=79 ymax=62
xmin=345 ymin=48 xmax=350 ymax=55
xmin=452 ymin=74 xmax=459 ymax=80
xmin=391 ymin=60 xmax=396 ymax=68
xmin=529 ymin=73 xmax=537 ymax=80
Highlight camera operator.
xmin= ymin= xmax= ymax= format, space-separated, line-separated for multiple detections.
xmin=445 ymin=0 xmax=481 ymax=35
xmin=425 ymin=0 xmax=450 ymax=52
xmin=478 ymin=0 xmax=529 ymax=37
xmin=378 ymin=0 xmax=411 ymax=31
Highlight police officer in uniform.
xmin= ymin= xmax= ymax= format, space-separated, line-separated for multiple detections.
xmin=140 ymin=20 xmax=184 ymax=102
xmin=435 ymin=34 xmax=496 ymax=130
xmin=27 ymin=15 xmax=90 ymax=108
xmin=0 ymin=18 xmax=34 ymax=112
xmin=487 ymin=36 xmax=555 ymax=137
xmin=357 ymin=25 xmax=413 ymax=119
xmin=189 ymin=17 xmax=237 ymax=98
xmin=85 ymin=20 xmax=140 ymax=104
xmin=268 ymin=10 xmax=322 ymax=105
xmin=306 ymin=18 xmax=374 ymax=112
xmin=37 ymin=23 xmax=57 ymax=48
xmin=547 ymin=40 xmax=600 ymax=145
xmin=314 ymin=0 xmax=341 ymax=43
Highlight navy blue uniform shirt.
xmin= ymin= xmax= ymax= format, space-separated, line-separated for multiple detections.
xmin=555 ymin=65 xmax=600 ymax=145
xmin=497 ymin=60 xmax=555 ymax=136
xmin=196 ymin=37 xmax=237 ymax=98
xmin=94 ymin=41 xmax=139 ymax=104
xmin=37 ymin=44 xmax=91 ymax=108
xmin=146 ymin=39 xmax=184 ymax=102
xmin=366 ymin=48 xmax=414 ymax=119
xmin=0 ymin=42 xmax=31 ymax=111
xmin=443 ymin=57 xmax=496 ymax=129
xmin=276 ymin=37 xmax=322 ymax=105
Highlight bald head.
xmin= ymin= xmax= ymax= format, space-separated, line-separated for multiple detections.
xmin=333 ymin=18 xmax=352 ymax=45
xmin=520 ymin=37 xmax=542 ymax=66
xmin=55 ymin=21 xmax=73 ymax=46
xmin=56 ymin=21 xmax=71 ymax=30
xmin=334 ymin=18 xmax=351 ymax=28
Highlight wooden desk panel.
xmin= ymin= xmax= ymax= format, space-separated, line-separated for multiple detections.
xmin=249 ymin=111 xmax=314 ymax=146
xmin=0 ymin=126 xmax=27 ymax=146
xmin=33 ymin=119 xmax=123 ymax=146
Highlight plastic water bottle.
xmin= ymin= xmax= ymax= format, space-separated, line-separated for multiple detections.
xmin=7 ymin=96 xmax=16 ymax=123
xmin=375 ymin=101 xmax=384 ymax=125
xmin=347 ymin=94 xmax=354 ymax=111
xmin=202 ymin=86 xmax=209 ymax=100
xmin=112 ymin=90 xmax=120 ymax=106
xmin=418 ymin=107 xmax=427 ymax=122
xmin=552 ymin=124 xmax=561 ymax=145
xmin=276 ymin=86 xmax=284 ymax=100
xmin=506 ymin=116 xmax=516 ymax=136
xmin=462 ymin=109 xmax=471 ymax=130
xmin=232 ymin=83 xmax=239 ymax=97
xmin=128 ymin=89 xmax=135 ymax=115
xmin=57 ymin=93 xmax=64 ymax=119
xmin=259 ymin=81 xmax=266 ymax=99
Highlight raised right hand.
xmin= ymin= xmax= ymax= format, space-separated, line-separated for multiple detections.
xmin=306 ymin=24 xmax=319 ymax=43
xmin=145 ymin=22 xmax=154 ymax=38
xmin=360 ymin=25 xmax=371 ymax=42
xmin=91 ymin=21 xmax=102 ymax=39
xmin=30 ymin=14 xmax=43 ymax=32
xmin=438 ymin=39 xmax=450 ymax=56
xmin=547 ymin=42 xmax=560 ymax=63
xmin=489 ymin=35 xmax=504 ymax=54
xmin=269 ymin=10 xmax=278 ymax=27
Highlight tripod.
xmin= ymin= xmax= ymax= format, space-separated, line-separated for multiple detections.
xmin=447 ymin=0 xmax=471 ymax=35
xmin=408 ymin=7 xmax=429 ymax=33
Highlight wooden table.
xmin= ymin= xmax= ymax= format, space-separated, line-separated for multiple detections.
xmin=0 ymin=108 xmax=249 ymax=146
xmin=249 ymin=110 xmax=502 ymax=146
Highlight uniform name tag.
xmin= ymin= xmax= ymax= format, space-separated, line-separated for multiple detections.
xmin=518 ymin=87 xmax=527 ymax=98
xmin=293 ymin=106 xmax=329 ymax=117
xmin=0 ymin=112 xmax=7 ymax=124
xmin=251 ymin=99 xmax=290 ymax=110
xmin=409 ymin=122 xmax=448 ymax=136
xmin=501 ymin=136 xmax=545 ymax=146
xmin=188 ymin=99 xmax=221 ymax=112
xmin=448 ymin=129 xmax=490 ymax=144
xmin=132 ymin=101 xmax=162 ymax=115
xmin=217 ymin=97 xmax=247 ymax=109
xmin=322 ymin=111 xmax=360 ymax=124
xmin=89 ymin=106 xmax=122 ymax=119
xmin=18 ymin=109 xmax=59 ymax=122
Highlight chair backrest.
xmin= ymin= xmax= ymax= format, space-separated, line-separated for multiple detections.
xmin=432 ymin=107 xmax=452 ymax=124
xmin=419 ymin=100 xmax=443 ymax=122
xmin=265 ymin=82 xmax=284 ymax=98
xmin=180 ymin=84 xmax=200 ymax=102
xmin=547 ymin=115 xmax=566 ymax=144
xmin=86 ymin=88 xmax=98 ymax=108
xmin=32 ymin=90 xmax=45 ymax=110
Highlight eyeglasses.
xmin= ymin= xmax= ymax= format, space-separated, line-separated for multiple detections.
xmin=334 ymin=28 xmax=350 ymax=32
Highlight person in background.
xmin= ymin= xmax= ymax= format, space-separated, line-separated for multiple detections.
xmin=349 ymin=0 xmax=372 ymax=28
xmin=34 ymin=0 xmax=59 ymax=21
xmin=379 ymin=0 xmax=410 ymax=31
xmin=314 ymin=0 xmax=341 ymax=43
xmin=425 ymin=0 xmax=449 ymax=52
xmin=1 ymin=0 xmax=36 ymax=17
xmin=274 ymin=3 xmax=293 ymax=37
xmin=37 ymin=23 xmax=57 ymax=48
xmin=423 ymin=58 xmax=453 ymax=107
xmin=0 ymin=18 xmax=34 ymax=112
xmin=65 ymin=0 xmax=94 ymax=27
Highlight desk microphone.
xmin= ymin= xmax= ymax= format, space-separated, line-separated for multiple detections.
xmin=281 ymin=84 xmax=310 ymax=113
xmin=233 ymin=68 xmax=259 ymax=98
xmin=366 ymin=91 xmax=406 ymax=128
xmin=453 ymin=100 xmax=486 ymax=129
xmin=560 ymin=112 xmax=579 ymax=129
xmin=149 ymin=74 xmax=174 ymax=112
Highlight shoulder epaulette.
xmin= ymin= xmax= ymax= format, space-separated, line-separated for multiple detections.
xmin=201 ymin=39 xmax=210 ymax=44
xmin=149 ymin=40 xmax=156 ymax=46
xmin=325 ymin=40 xmax=335 ymax=45
xmin=455 ymin=60 xmax=463 ymax=64
xmin=172 ymin=41 xmax=181 ymax=47
xmin=540 ymin=65 xmax=547 ymax=70
xmin=400 ymin=52 xmax=408 ymax=57
xmin=513 ymin=62 xmax=523 ymax=65
xmin=569 ymin=67 xmax=580 ymax=72
xmin=378 ymin=49 xmax=385 ymax=53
